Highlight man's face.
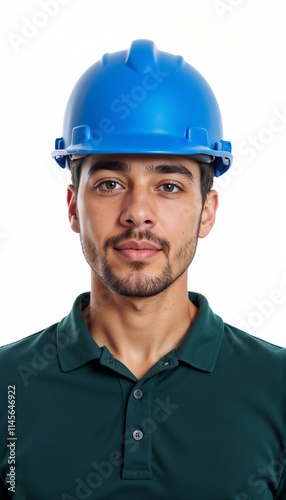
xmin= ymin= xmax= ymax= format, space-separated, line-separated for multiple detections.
xmin=67 ymin=154 xmax=217 ymax=298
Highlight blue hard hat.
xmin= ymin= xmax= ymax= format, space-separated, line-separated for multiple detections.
xmin=51 ymin=39 xmax=232 ymax=177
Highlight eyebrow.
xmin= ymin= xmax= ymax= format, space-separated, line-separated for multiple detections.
xmin=87 ymin=161 xmax=130 ymax=177
xmin=87 ymin=160 xmax=194 ymax=183
xmin=147 ymin=164 xmax=194 ymax=183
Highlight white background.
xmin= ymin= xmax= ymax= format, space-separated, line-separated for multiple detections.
xmin=1 ymin=0 xmax=285 ymax=346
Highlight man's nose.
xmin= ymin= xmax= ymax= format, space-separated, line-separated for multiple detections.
xmin=119 ymin=188 xmax=158 ymax=229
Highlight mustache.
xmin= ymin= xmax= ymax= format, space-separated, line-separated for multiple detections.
xmin=104 ymin=229 xmax=171 ymax=255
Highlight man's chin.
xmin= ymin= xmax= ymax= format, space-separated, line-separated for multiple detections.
xmin=97 ymin=266 xmax=173 ymax=298
xmin=115 ymin=285 xmax=169 ymax=299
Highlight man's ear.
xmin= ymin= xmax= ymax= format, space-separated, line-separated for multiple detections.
xmin=198 ymin=190 xmax=219 ymax=239
xmin=67 ymin=185 xmax=80 ymax=234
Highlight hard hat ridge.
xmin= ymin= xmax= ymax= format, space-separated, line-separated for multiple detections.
xmin=125 ymin=39 xmax=159 ymax=74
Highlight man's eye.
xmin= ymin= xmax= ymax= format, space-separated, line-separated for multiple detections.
xmin=159 ymin=183 xmax=181 ymax=193
xmin=96 ymin=180 xmax=121 ymax=191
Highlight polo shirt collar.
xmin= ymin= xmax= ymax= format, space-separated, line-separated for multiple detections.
xmin=57 ymin=291 xmax=224 ymax=374
xmin=176 ymin=292 xmax=224 ymax=373
xmin=57 ymin=293 xmax=102 ymax=372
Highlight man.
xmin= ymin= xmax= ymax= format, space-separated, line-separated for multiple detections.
xmin=0 ymin=40 xmax=285 ymax=499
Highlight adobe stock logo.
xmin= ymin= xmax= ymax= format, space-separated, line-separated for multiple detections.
xmin=225 ymin=272 xmax=286 ymax=354
xmin=82 ymin=66 xmax=170 ymax=149
xmin=0 ymin=233 xmax=8 ymax=244
xmin=7 ymin=0 xmax=72 ymax=53
xmin=237 ymin=105 xmax=286 ymax=162
xmin=213 ymin=0 xmax=245 ymax=21
xmin=214 ymin=103 xmax=286 ymax=191
xmin=61 ymin=396 xmax=179 ymax=500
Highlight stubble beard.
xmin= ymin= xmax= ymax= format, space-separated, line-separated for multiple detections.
xmin=80 ymin=227 xmax=200 ymax=298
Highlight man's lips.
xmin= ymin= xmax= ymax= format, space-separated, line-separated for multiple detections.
xmin=114 ymin=240 xmax=161 ymax=260
xmin=115 ymin=241 xmax=160 ymax=251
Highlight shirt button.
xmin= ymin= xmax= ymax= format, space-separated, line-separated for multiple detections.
xmin=133 ymin=389 xmax=143 ymax=400
xmin=132 ymin=430 xmax=144 ymax=441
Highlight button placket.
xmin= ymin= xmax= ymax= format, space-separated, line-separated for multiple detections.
xmin=122 ymin=379 xmax=157 ymax=480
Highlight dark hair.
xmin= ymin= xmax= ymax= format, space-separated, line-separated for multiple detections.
xmin=68 ymin=156 xmax=215 ymax=204
xmin=197 ymin=162 xmax=215 ymax=203
xmin=68 ymin=156 xmax=83 ymax=193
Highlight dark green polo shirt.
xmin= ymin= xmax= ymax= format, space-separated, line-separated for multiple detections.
xmin=0 ymin=292 xmax=285 ymax=499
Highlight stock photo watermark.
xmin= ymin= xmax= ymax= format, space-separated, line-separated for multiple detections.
xmin=16 ymin=288 xmax=119 ymax=387
xmin=6 ymin=385 xmax=17 ymax=493
xmin=236 ymin=288 xmax=286 ymax=334
xmin=235 ymin=440 xmax=286 ymax=499
xmin=237 ymin=105 xmax=286 ymax=163
xmin=0 ymin=233 xmax=8 ymax=243
xmin=213 ymin=0 xmax=245 ymax=20
xmin=7 ymin=0 xmax=73 ymax=53
xmin=51 ymin=63 xmax=169 ymax=184
xmin=63 ymin=65 xmax=170 ymax=151
xmin=61 ymin=396 xmax=179 ymax=500
xmin=16 ymin=288 xmax=127 ymax=386
xmin=225 ymin=273 xmax=286 ymax=354
xmin=16 ymin=328 xmax=71 ymax=386
xmin=214 ymin=103 xmax=286 ymax=190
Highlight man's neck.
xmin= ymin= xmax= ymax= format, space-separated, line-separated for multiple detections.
xmin=83 ymin=275 xmax=198 ymax=379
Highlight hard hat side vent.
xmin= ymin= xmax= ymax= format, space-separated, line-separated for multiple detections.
xmin=185 ymin=127 xmax=209 ymax=146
